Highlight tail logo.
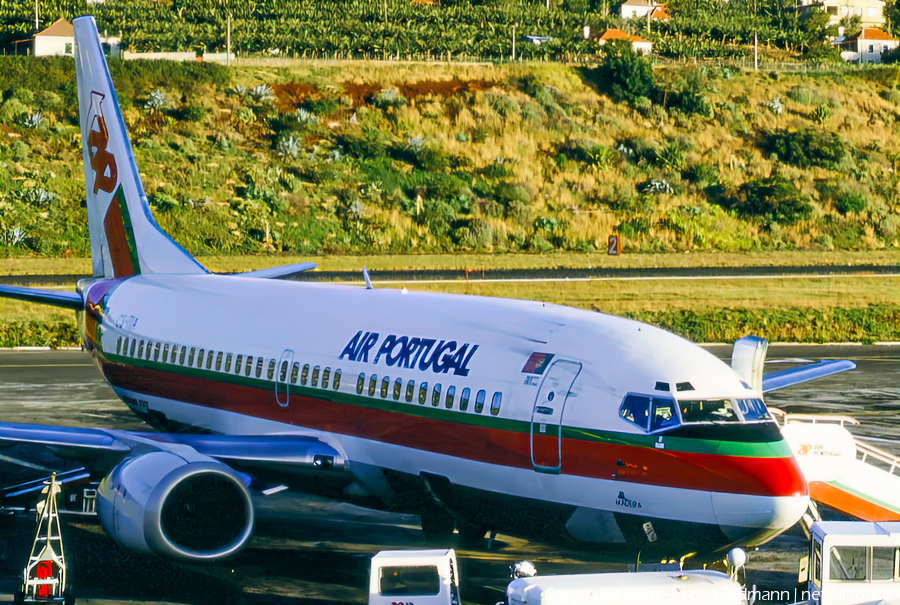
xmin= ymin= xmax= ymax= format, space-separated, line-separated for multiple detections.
xmin=87 ymin=91 xmax=118 ymax=195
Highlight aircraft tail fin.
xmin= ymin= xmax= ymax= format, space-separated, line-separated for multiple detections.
xmin=73 ymin=16 xmax=207 ymax=279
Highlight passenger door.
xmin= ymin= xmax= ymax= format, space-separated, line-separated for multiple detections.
xmin=275 ymin=349 xmax=294 ymax=407
xmin=531 ymin=360 xmax=581 ymax=474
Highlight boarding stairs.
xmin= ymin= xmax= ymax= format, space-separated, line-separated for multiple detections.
xmin=772 ymin=409 xmax=900 ymax=527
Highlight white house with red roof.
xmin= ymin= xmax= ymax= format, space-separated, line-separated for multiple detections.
xmin=597 ymin=28 xmax=653 ymax=55
xmin=833 ymin=27 xmax=898 ymax=63
xmin=620 ymin=0 xmax=669 ymax=20
xmin=29 ymin=18 xmax=121 ymax=57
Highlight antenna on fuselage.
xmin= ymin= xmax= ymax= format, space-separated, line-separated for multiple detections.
xmin=362 ymin=266 xmax=373 ymax=290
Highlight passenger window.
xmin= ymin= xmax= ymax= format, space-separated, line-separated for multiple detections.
xmin=155 ymin=343 xmax=161 ymax=361
xmin=206 ymin=350 xmax=214 ymax=369
xmin=333 ymin=369 xmax=341 ymax=390
xmin=491 ymin=392 xmax=502 ymax=416
xmin=381 ymin=376 xmax=390 ymax=398
xmin=129 ymin=339 xmax=136 ymax=357
xmin=138 ymin=340 xmax=145 ymax=358
xmin=267 ymin=359 xmax=275 ymax=380
xmin=446 ymin=386 xmax=456 ymax=409
xmin=235 ymin=354 xmax=243 ymax=373
xmin=620 ymin=395 xmax=650 ymax=430
xmin=357 ymin=373 xmax=365 ymax=394
xmin=179 ymin=346 xmax=186 ymax=365
xmin=322 ymin=367 xmax=330 ymax=389
xmin=146 ymin=341 xmax=154 ymax=360
xmin=368 ymin=374 xmax=377 ymax=396
xmin=279 ymin=360 xmax=289 ymax=382
xmin=406 ymin=380 xmax=415 ymax=402
xmin=121 ymin=337 xmax=128 ymax=355
xmin=188 ymin=347 xmax=195 ymax=366
xmin=460 ymin=388 xmax=470 ymax=411
xmin=170 ymin=345 xmax=178 ymax=364
xmin=311 ymin=365 xmax=320 ymax=387
xmin=256 ymin=358 xmax=263 ymax=378
xmin=432 ymin=384 xmax=442 ymax=407
xmin=872 ymin=547 xmax=895 ymax=581
xmin=418 ymin=382 xmax=428 ymax=405
xmin=290 ymin=362 xmax=300 ymax=384
xmin=225 ymin=353 xmax=232 ymax=373
xmin=393 ymin=378 xmax=402 ymax=400
xmin=650 ymin=398 xmax=679 ymax=432
xmin=301 ymin=364 xmax=309 ymax=385
xmin=197 ymin=348 xmax=205 ymax=367
xmin=163 ymin=344 xmax=169 ymax=362
xmin=116 ymin=337 xmax=122 ymax=354
xmin=474 ymin=390 xmax=486 ymax=413
xmin=216 ymin=352 xmax=223 ymax=371
xmin=830 ymin=546 xmax=867 ymax=581
xmin=244 ymin=356 xmax=253 ymax=377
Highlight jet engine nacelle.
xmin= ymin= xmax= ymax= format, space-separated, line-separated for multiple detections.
xmin=97 ymin=450 xmax=254 ymax=561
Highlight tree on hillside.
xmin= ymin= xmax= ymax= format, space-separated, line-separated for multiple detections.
xmin=886 ymin=0 xmax=900 ymax=36
xmin=586 ymin=38 xmax=655 ymax=105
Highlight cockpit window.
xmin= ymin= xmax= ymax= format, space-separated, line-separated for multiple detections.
xmin=735 ymin=398 xmax=771 ymax=421
xmin=650 ymin=398 xmax=679 ymax=431
xmin=620 ymin=395 xmax=651 ymax=430
xmin=679 ymin=399 xmax=737 ymax=423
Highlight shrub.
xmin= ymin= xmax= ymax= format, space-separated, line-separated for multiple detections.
xmin=764 ymin=129 xmax=848 ymax=169
xmin=725 ymin=173 xmax=813 ymax=225
xmin=177 ymin=105 xmax=207 ymax=122
xmin=685 ymin=163 xmax=720 ymax=189
xmin=669 ymin=71 xmax=711 ymax=117
xmin=373 ymin=88 xmax=406 ymax=109
xmin=811 ymin=104 xmax=832 ymax=125
xmin=584 ymin=39 xmax=655 ymax=105
xmin=655 ymin=141 xmax=687 ymax=172
xmin=834 ymin=192 xmax=867 ymax=214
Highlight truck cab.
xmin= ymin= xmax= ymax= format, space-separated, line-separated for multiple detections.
xmin=368 ymin=549 xmax=461 ymax=605
xmin=807 ymin=521 xmax=900 ymax=605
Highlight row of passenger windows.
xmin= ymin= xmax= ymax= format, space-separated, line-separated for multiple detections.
xmin=114 ymin=336 xmax=343 ymax=391
xmin=114 ymin=335 xmax=504 ymax=416
xmin=355 ymin=373 xmax=502 ymax=416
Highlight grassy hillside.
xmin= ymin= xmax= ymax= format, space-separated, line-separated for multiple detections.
xmin=1 ymin=57 xmax=900 ymax=261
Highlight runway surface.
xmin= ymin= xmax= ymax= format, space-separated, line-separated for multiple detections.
xmin=0 ymin=347 xmax=897 ymax=604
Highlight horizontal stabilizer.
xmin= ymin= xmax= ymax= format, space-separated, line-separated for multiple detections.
xmin=762 ymin=359 xmax=856 ymax=392
xmin=229 ymin=262 xmax=317 ymax=279
xmin=0 ymin=285 xmax=83 ymax=310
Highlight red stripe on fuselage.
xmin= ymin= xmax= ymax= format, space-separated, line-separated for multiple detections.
xmin=100 ymin=360 xmax=805 ymax=498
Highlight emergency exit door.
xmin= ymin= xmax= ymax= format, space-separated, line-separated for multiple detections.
xmin=531 ymin=360 xmax=581 ymax=474
xmin=275 ymin=349 xmax=294 ymax=407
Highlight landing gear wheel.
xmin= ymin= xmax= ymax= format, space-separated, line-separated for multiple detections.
xmin=13 ymin=590 xmax=24 ymax=605
xmin=420 ymin=511 xmax=456 ymax=544
xmin=457 ymin=523 xmax=488 ymax=548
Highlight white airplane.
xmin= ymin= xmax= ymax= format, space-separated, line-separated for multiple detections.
xmin=0 ymin=16 xmax=855 ymax=564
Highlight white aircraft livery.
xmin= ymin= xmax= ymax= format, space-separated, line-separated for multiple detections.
xmin=0 ymin=16 xmax=856 ymax=563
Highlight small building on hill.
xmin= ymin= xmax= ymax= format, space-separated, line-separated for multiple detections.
xmin=832 ymin=27 xmax=897 ymax=63
xmin=22 ymin=19 xmax=121 ymax=57
xmin=620 ymin=0 xmax=669 ymax=20
xmin=793 ymin=0 xmax=885 ymax=28
xmin=596 ymin=28 xmax=653 ymax=55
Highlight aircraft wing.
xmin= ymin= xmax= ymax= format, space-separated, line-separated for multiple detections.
xmin=228 ymin=262 xmax=317 ymax=279
xmin=761 ymin=359 xmax=857 ymax=393
xmin=0 ymin=421 xmax=347 ymax=480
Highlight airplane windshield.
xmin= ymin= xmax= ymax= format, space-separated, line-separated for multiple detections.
xmin=735 ymin=398 xmax=771 ymax=421
xmin=679 ymin=399 xmax=738 ymax=423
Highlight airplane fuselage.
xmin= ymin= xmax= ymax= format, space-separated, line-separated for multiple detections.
xmin=78 ymin=273 xmax=808 ymax=559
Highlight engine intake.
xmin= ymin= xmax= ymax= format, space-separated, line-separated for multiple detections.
xmin=97 ymin=451 xmax=254 ymax=561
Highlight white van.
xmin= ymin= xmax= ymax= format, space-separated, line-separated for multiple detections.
xmin=368 ymin=549 xmax=461 ymax=605
xmin=805 ymin=521 xmax=900 ymax=605
xmin=506 ymin=570 xmax=746 ymax=605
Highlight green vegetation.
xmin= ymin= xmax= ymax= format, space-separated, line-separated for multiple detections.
xmin=2 ymin=58 xmax=900 ymax=260
xmin=0 ymin=0 xmax=864 ymax=61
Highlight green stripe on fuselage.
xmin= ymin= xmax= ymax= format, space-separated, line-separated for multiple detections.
xmin=101 ymin=350 xmax=790 ymax=459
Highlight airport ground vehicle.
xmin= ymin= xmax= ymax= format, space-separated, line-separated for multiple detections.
xmin=799 ymin=521 xmax=900 ymax=605
xmin=368 ymin=549 xmax=461 ymax=605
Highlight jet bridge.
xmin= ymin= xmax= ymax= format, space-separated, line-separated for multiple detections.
xmin=773 ymin=410 xmax=900 ymax=524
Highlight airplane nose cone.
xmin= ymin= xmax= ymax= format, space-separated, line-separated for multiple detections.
xmin=712 ymin=453 xmax=809 ymax=546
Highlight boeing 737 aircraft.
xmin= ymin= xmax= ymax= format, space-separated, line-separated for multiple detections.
xmin=0 ymin=17 xmax=855 ymax=564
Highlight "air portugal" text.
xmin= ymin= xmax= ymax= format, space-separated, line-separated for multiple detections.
xmin=339 ymin=331 xmax=479 ymax=376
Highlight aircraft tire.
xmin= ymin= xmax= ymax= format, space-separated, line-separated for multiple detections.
xmin=420 ymin=511 xmax=456 ymax=543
